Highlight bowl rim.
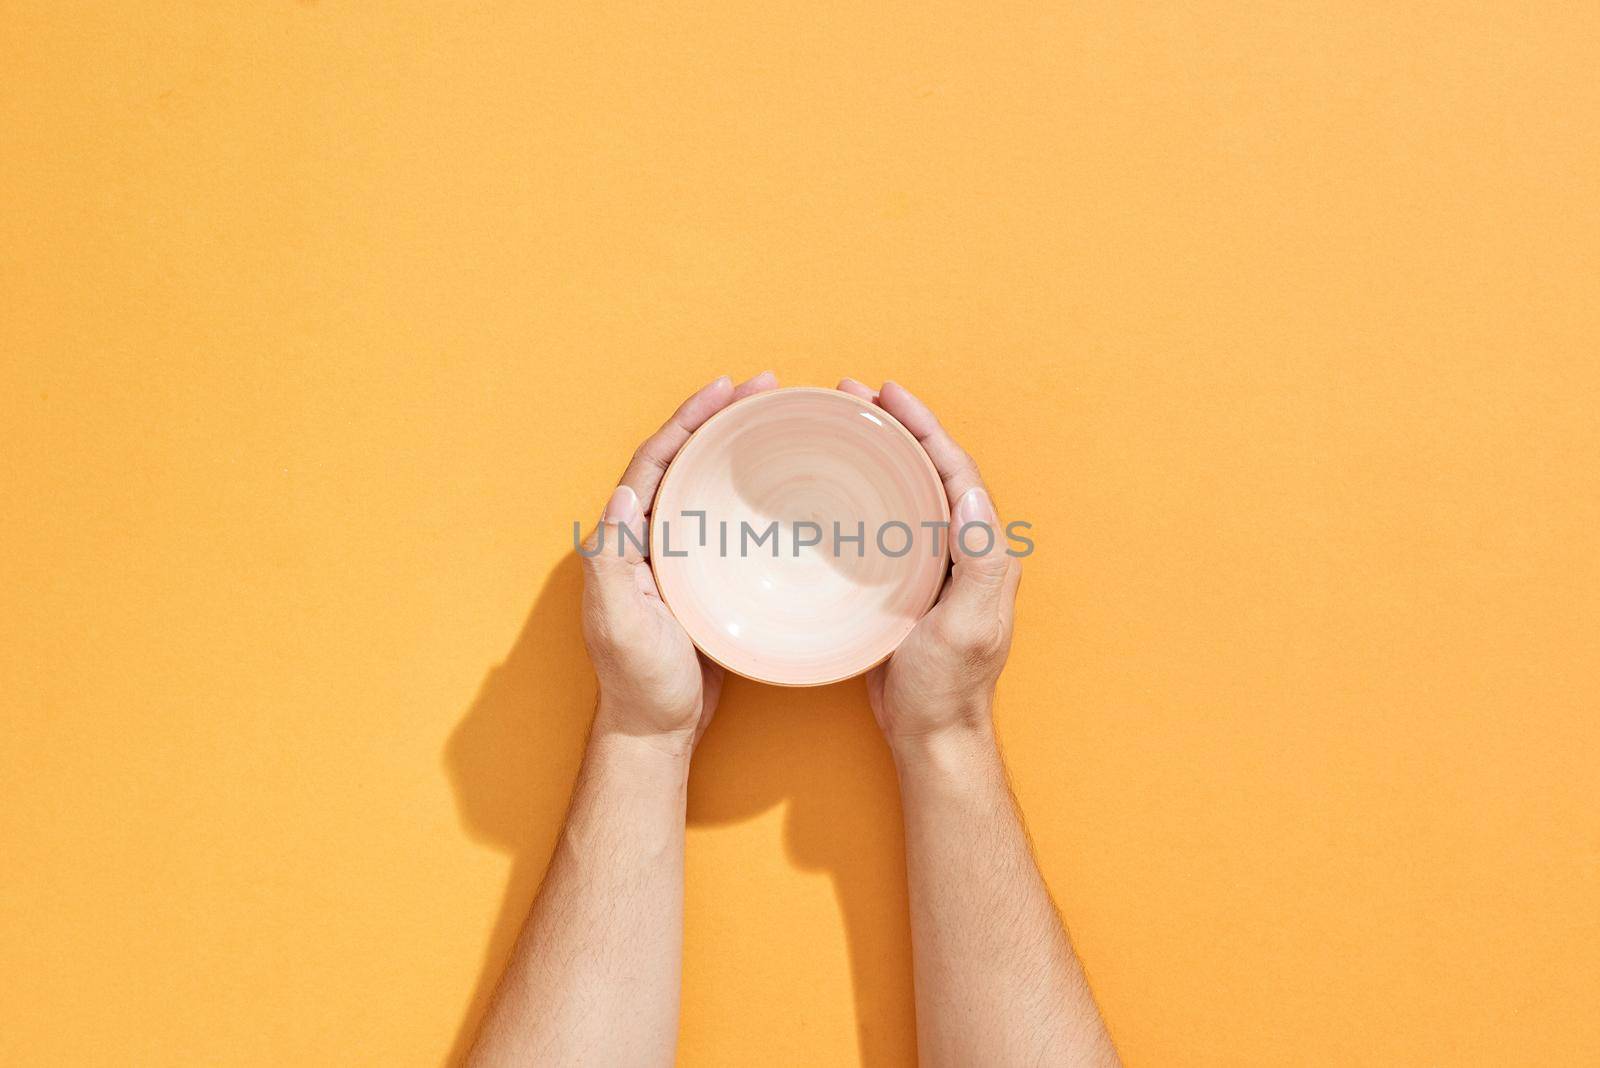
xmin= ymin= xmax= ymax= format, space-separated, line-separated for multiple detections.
xmin=648 ymin=385 xmax=951 ymax=687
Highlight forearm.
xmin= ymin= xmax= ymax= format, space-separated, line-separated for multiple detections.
xmin=467 ymin=715 xmax=690 ymax=1067
xmin=894 ymin=722 xmax=1119 ymax=1068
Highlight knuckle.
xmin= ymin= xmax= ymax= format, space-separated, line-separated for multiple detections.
xmin=583 ymin=605 xmax=640 ymax=660
xmin=631 ymin=439 xmax=669 ymax=473
xmin=579 ymin=527 xmax=612 ymax=568
xmin=934 ymin=614 xmax=1002 ymax=662
xmin=969 ymin=551 xmax=1009 ymax=578
xmin=579 ymin=555 xmax=613 ymax=589
xmin=580 ymin=598 xmax=614 ymax=648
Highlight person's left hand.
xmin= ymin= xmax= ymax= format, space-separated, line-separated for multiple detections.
xmin=835 ymin=378 xmax=1022 ymax=757
xmin=580 ymin=372 xmax=778 ymax=755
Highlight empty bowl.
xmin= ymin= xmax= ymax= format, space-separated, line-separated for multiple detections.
xmin=650 ymin=387 xmax=949 ymax=686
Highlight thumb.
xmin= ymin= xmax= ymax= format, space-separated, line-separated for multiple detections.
xmin=942 ymin=487 xmax=1010 ymax=617
xmin=582 ymin=485 xmax=648 ymax=602
xmin=602 ymin=485 xmax=648 ymax=566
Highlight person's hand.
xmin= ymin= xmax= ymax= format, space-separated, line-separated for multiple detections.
xmin=580 ymin=372 xmax=778 ymax=755
xmin=836 ymin=379 xmax=1022 ymax=756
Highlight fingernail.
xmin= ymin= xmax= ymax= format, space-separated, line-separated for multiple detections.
xmin=740 ymin=370 xmax=776 ymax=387
xmin=839 ymin=377 xmax=869 ymax=391
xmin=603 ymin=485 xmax=640 ymax=524
xmin=708 ymin=374 xmax=733 ymax=391
xmin=953 ymin=487 xmax=995 ymax=530
xmin=953 ymin=488 xmax=998 ymax=558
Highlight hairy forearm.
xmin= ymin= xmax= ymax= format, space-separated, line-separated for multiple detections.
xmin=467 ymin=720 xmax=690 ymax=1067
xmin=894 ymin=723 xmax=1119 ymax=1068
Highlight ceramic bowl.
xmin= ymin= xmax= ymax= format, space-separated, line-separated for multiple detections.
xmin=650 ymin=387 xmax=949 ymax=686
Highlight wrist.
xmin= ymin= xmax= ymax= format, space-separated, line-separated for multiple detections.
xmin=558 ymin=709 xmax=691 ymax=863
xmin=888 ymin=718 xmax=1004 ymax=785
xmin=591 ymin=696 xmax=697 ymax=766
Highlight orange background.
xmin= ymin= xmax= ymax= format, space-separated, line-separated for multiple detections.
xmin=3 ymin=2 xmax=1597 ymax=1064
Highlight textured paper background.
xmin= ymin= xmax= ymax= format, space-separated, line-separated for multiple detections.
xmin=3 ymin=2 xmax=1597 ymax=1064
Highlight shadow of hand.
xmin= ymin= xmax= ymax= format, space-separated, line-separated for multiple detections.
xmin=442 ymin=555 xmax=592 ymax=1066
xmin=690 ymin=676 xmax=917 ymax=1065
xmin=442 ymin=554 xmax=916 ymax=1066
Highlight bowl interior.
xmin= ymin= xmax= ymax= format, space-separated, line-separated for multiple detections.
xmin=651 ymin=388 xmax=949 ymax=686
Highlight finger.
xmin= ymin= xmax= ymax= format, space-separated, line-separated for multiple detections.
xmin=617 ymin=375 xmax=739 ymax=512
xmin=606 ymin=485 xmax=648 ymax=566
xmin=1003 ymin=553 xmax=1022 ymax=603
xmin=996 ymin=555 xmax=1023 ymax=630
xmin=732 ymin=369 xmax=779 ymax=400
xmin=581 ymin=484 xmax=648 ymax=620
xmin=876 ymin=380 xmax=988 ymax=510
xmin=836 ymin=377 xmax=878 ymax=402
xmin=940 ymin=485 xmax=1012 ymax=619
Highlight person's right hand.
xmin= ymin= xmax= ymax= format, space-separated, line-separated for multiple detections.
xmin=580 ymin=372 xmax=778 ymax=756
xmin=835 ymin=379 xmax=1022 ymax=755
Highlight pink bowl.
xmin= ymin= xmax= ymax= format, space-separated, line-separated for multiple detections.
xmin=650 ymin=387 xmax=949 ymax=686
